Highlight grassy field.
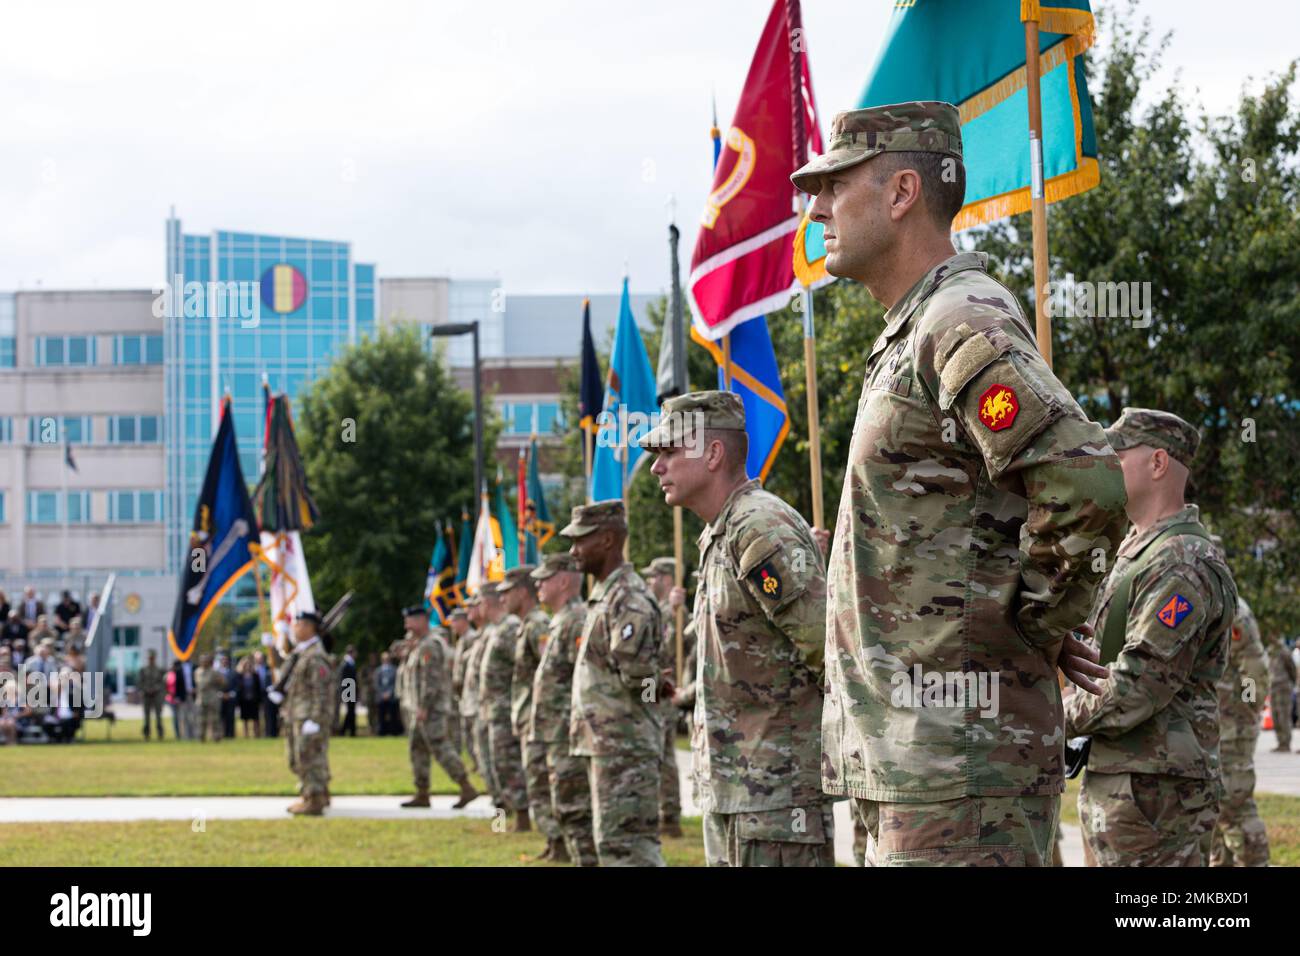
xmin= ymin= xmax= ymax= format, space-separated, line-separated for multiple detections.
xmin=0 ymin=718 xmax=471 ymax=797
xmin=0 ymin=817 xmax=708 ymax=866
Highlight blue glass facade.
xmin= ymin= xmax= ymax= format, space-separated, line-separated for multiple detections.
xmin=163 ymin=216 xmax=375 ymax=572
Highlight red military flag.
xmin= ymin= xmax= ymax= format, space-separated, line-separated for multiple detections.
xmin=687 ymin=0 xmax=823 ymax=341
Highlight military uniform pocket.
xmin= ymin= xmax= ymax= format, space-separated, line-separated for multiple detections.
xmin=736 ymin=805 xmax=828 ymax=845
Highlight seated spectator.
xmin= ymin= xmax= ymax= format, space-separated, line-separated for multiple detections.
xmin=0 ymin=591 xmax=10 ymax=630
xmin=2 ymin=610 xmax=25 ymax=648
xmin=28 ymin=617 xmax=58 ymax=654
xmin=64 ymin=617 xmax=86 ymax=654
xmin=53 ymin=591 xmax=82 ymax=635
xmin=19 ymin=587 xmax=44 ymax=631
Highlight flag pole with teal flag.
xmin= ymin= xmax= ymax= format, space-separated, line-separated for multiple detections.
xmin=590 ymin=277 xmax=657 ymax=503
xmin=844 ymin=0 xmax=1099 ymax=365
xmin=424 ymin=522 xmax=456 ymax=624
xmin=523 ymin=437 xmax=553 ymax=563
xmin=492 ymin=472 xmax=520 ymax=571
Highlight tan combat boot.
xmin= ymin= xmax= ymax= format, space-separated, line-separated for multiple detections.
xmin=452 ymin=779 xmax=480 ymax=809
xmin=291 ymin=792 xmax=326 ymax=816
xmin=401 ymin=788 xmax=431 ymax=808
xmin=285 ymin=798 xmax=307 ymax=815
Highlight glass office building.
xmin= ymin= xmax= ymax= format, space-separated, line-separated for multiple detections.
xmin=163 ymin=214 xmax=374 ymax=572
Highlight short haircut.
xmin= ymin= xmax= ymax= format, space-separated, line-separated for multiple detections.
xmin=870 ymin=151 xmax=967 ymax=228
xmin=707 ymin=428 xmax=749 ymax=474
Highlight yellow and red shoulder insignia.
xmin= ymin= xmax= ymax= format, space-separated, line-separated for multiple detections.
xmin=977 ymin=383 xmax=1019 ymax=431
xmin=751 ymin=562 xmax=783 ymax=602
xmin=1157 ymin=593 xmax=1193 ymax=629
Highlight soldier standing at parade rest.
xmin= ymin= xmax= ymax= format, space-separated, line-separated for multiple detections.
xmin=642 ymin=390 xmax=834 ymax=866
xmin=565 ymin=500 xmax=666 ymax=867
xmin=449 ymin=607 xmax=479 ymax=770
xmin=399 ymin=605 xmax=479 ymax=810
xmin=194 ymin=653 xmax=225 ymax=743
xmin=138 ymin=649 xmax=166 ymax=741
xmin=791 ymin=101 xmax=1127 ymax=866
xmin=1268 ymin=629 xmax=1295 ymax=752
xmin=1210 ymin=591 xmax=1270 ymax=867
xmin=281 ymin=610 xmax=334 ymax=816
xmin=528 ymin=553 xmax=599 ymax=866
xmin=501 ymin=565 xmax=564 ymax=858
xmin=477 ymin=582 xmax=530 ymax=830
xmin=1066 ymin=408 xmax=1237 ymax=866
xmin=466 ymin=595 xmax=499 ymax=804
xmin=639 ymin=556 xmax=684 ymax=839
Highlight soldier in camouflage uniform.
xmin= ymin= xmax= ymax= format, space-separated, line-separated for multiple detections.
xmin=528 ymin=553 xmax=599 ymax=866
xmin=1210 ymin=594 xmax=1270 ymax=866
xmin=138 ymin=649 xmax=167 ymax=740
xmin=642 ymin=391 xmax=835 ymax=866
xmin=565 ymin=501 xmax=665 ymax=867
xmin=1066 ymin=409 xmax=1237 ymax=866
xmin=194 ymin=653 xmax=226 ymax=743
xmin=1268 ymin=631 xmax=1295 ymax=751
xmin=283 ymin=611 xmax=333 ymax=815
xmin=460 ymin=599 xmax=488 ymax=777
xmin=640 ymin=556 xmax=684 ymax=838
xmin=448 ymin=608 xmax=473 ymax=757
xmin=791 ymin=102 xmax=1128 ymax=866
xmin=467 ymin=595 xmax=499 ymax=803
xmin=500 ymin=565 xmax=563 ymax=856
xmin=478 ymin=582 xmax=530 ymax=829
xmin=399 ymin=605 xmax=479 ymax=809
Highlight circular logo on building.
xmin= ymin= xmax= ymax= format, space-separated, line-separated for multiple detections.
xmin=260 ymin=263 xmax=308 ymax=314
xmin=125 ymin=593 xmax=142 ymax=614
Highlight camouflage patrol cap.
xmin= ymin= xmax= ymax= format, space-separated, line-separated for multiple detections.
xmin=531 ymin=552 xmax=580 ymax=580
xmin=479 ymin=581 xmax=503 ymax=600
xmin=498 ymin=564 xmax=538 ymax=593
xmin=640 ymin=556 xmax=677 ymax=578
xmin=560 ymin=500 xmax=626 ymax=538
xmin=449 ymin=607 xmax=468 ymax=620
xmin=1105 ymin=407 xmax=1200 ymax=466
xmin=637 ymin=390 xmax=745 ymax=450
xmin=464 ymin=592 xmax=481 ymax=607
xmin=790 ymin=101 xmax=963 ymax=195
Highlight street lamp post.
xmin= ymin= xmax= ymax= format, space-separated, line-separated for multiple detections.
xmin=429 ymin=321 xmax=484 ymax=508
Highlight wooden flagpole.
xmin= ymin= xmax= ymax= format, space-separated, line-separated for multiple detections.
xmin=801 ymin=282 xmax=825 ymax=531
xmin=1023 ymin=14 xmax=1053 ymax=368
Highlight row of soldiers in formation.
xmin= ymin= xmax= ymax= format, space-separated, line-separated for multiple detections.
xmin=287 ymin=98 xmax=1277 ymax=866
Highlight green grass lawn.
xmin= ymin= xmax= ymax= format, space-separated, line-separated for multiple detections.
xmin=0 ymin=817 xmax=708 ymax=866
xmin=0 ymin=718 xmax=474 ymax=797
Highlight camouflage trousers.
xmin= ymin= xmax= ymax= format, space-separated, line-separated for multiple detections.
xmin=658 ymin=701 xmax=681 ymax=824
xmin=859 ymin=794 xmax=1058 ymax=866
xmin=487 ymin=714 xmax=527 ymax=812
xmin=141 ymin=694 xmax=165 ymax=739
xmin=409 ymin=715 xmax=469 ymax=790
xmin=589 ymin=752 xmax=664 ymax=867
xmin=475 ymin=718 xmax=497 ymax=801
xmin=850 ymin=798 xmax=869 ymax=867
xmin=523 ymin=739 xmax=560 ymax=840
xmin=198 ymin=702 xmax=222 ymax=742
xmin=461 ymin=716 xmax=477 ymax=771
xmin=286 ymin=724 xmax=330 ymax=799
xmin=1271 ymin=685 xmax=1293 ymax=749
xmin=544 ymin=741 xmax=598 ymax=865
xmin=449 ymin=712 xmax=463 ymax=754
xmin=1209 ymin=738 xmax=1270 ymax=867
xmin=1079 ymin=770 xmax=1220 ymax=867
xmin=704 ymin=803 xmax=836 ymax=867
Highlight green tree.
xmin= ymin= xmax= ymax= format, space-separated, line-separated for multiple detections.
xmin=296 ymin=326 xmax=496 ymax=654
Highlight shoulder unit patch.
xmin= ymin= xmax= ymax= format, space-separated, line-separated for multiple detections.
xmin=977 ymin=383 xmax=1019 ymax=431
xmin=751 ymin=562 xmax=783 ymax=602
xmin=1157 ymin=593 xmax=1193 ymax=629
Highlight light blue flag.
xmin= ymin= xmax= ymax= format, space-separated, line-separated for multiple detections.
xmin=591 ymin=278 xmax=657 ymax=502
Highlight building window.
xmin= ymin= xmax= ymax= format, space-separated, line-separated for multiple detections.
xmin=27 ymin=491 xmax=92 ymax=524
xmin=0 ymin=491 xmax=5 ymax=524
xmin=108 ymin=491 xmax=162 ymax=523
xmin=0 ymin=338 xmax=13 ymax=368
xmin=107 ymin=415 xmax=161 ymax=444
xmin=35 ymin=335 xmax=97 ymax=367
xmin=0 ymin=417 xmax=11 ymax=444
xmin=498 ymin=401 xmax=564 ymax=435
xmin=28 ymin=416 xmax=93 ymax=445
xmin=113 ymin=334 xmax=162 ymax=365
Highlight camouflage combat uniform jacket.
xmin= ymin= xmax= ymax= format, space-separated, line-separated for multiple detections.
xmin=478 ymin=615 xmax=521 ymax=724
xmin=569 ymin=563 xmax=663 ymax=757
xmin=138 ymin=664 xmax=166 ymax=699
xmin=1066 ymin=505 xmax=1236 ymax=777
xmin=824 ymin=251 xmax=1128 ymax=803
xmin=527 ymin=597 xmax=586 ymax=744
xmin=457 ymin=629 xmax=484 ymax=719
xmin=1219 ymin=597 xmax=1268 ymax=745
xmin=284 ymin=638 xmax=333 ymax=730
xmin=691 ymin=479 xmax=826 ymax=813
xmin=511 ymin=606 xmax=550 ymax=738
xmin=414 ymin=630 xmax=457 ymax=721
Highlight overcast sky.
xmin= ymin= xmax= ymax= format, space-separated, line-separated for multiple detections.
xmin=0 ymin=0 xmax=1294 ymax=297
